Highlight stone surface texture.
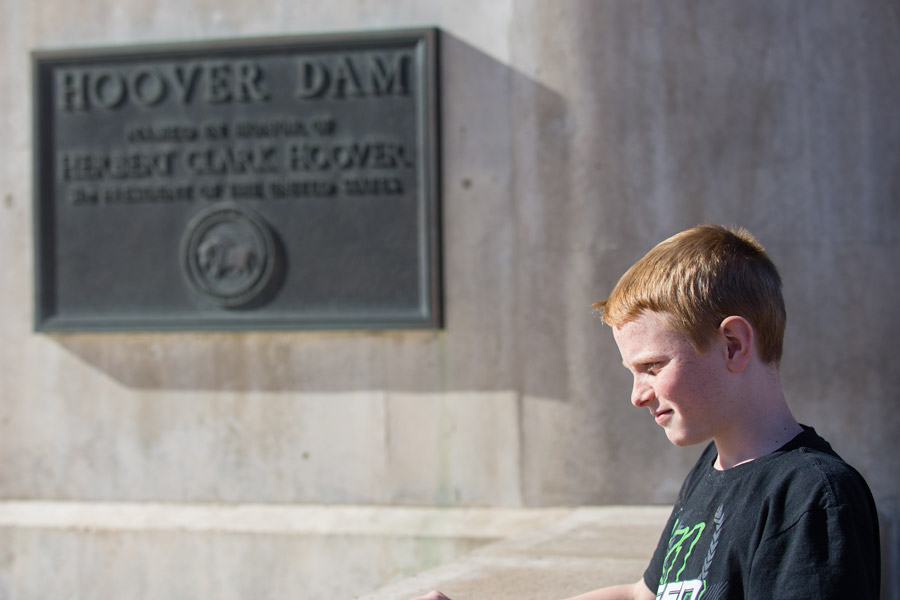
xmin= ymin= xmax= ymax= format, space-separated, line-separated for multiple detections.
xmin=357 ymin=506 xmax=670 ymax=600
xmin=1 ymin=0 xmax=898 ymax=598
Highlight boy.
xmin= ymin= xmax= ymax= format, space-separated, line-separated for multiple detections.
xmin=413 ymin=224 xmax=880 ymax=600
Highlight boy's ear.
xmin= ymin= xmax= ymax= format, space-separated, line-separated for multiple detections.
xmin=719 ymin=316 xmax=754 ymax=373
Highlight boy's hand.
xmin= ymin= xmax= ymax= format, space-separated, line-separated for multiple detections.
xmin=410 ymin=592 xmax=453 ymax=600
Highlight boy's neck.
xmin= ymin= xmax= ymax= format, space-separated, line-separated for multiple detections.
xmin=712 ymin=364 xmax=803 ymax=470
xmin=713 ymin=418 xmax=803 ymax=470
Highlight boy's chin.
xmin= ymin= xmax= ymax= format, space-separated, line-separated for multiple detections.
xmin=664 ymin=429 xmax=710 ymax=447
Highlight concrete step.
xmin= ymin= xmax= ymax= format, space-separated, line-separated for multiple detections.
xmin=0 ymin=501 xmax=584 ymax=599
xmin=356 ymin=506 xmax=671 ymax=600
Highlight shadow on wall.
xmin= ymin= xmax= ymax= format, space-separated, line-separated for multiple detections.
xmin=48 ymin=32 xmax=581 ymax=398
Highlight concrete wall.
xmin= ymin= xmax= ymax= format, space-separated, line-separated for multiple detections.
xmin=2 ymin=0 xmax=898 ymax=597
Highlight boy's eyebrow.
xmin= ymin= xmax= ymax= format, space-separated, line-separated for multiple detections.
xmin=621 ymin=355 xmax=665 ymax=369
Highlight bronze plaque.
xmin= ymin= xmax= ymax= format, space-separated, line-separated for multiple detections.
xmin=32 ymin=29 xmax=441 ymax=331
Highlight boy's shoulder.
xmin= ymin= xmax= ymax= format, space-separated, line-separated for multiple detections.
xmin=681 ymin=427 xmax=874 ymax=514
xmin=767 ymin=427 xmax=875 ymax=513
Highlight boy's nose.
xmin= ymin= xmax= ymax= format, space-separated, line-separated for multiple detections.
xmin=631 ymin=378 xmax=654 ymax=408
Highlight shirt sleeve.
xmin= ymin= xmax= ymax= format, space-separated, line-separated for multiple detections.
xmin=749 ymin=504 xmax=880 ymax=599
xmin=643 ymin=505 xmax=680 ymax=594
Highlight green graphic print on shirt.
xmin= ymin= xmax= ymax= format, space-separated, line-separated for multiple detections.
xmin=656 ymin=505 xmax=725 ymax=600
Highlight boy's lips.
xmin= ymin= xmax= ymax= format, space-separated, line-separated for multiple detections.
xmin=654 ymin=408 xmax=673 ymax=425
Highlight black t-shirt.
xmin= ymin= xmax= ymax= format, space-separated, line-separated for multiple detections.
xmin=644 ymin=426 xmax=880 ymax=599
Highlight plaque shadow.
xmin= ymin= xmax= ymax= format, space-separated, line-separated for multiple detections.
xmin=51 ymin=32 xmax=577 ymax=403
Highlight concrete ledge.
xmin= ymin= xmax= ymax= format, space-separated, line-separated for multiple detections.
xmin=2 ymin=502 xmax=664 ymax=600
xmin=0 ymin=501 xmax=569 ymax=538
xmin=357 ymin=506 xmax=671 ymax=600
xmin=0 ymin=503 xmax=668 ymax=599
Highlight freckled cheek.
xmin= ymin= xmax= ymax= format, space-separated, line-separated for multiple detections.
xmin=671 ymin=370 xmax=716 ymax=415
xmin=662 ymin=372 xmax=704 ymax=412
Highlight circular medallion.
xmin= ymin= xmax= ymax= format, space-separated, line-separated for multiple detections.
xmin=180 ymin=202 xmax=278 ymax=308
